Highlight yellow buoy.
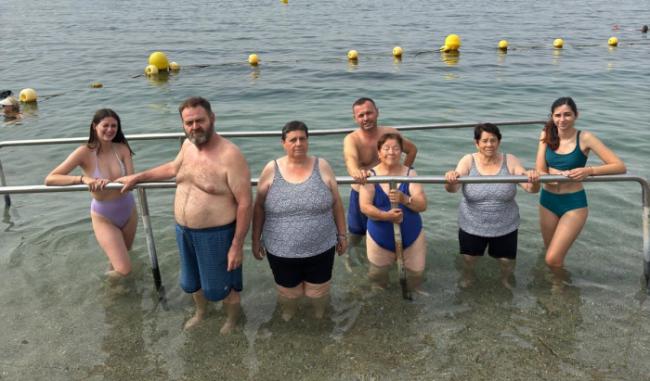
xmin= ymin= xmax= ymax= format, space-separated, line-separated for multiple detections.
xmin=19 ymin=88 xmax=38 ymax=103
xmin=281 ymin=0 xmax=288 ymax=3
xmin=440 ymin=34 xmax=461 ymax=52
xmin=347 ymin=50 xmax=358 ymax=61
xmin=144 ymin=64 xmax=159 ymax=76
xmin=392 ymin=46 xmax=403 ymax=58
xmin=169 ymin=61 xmax=181 ymax=71
xmin=148 ymin=51 xmax=169 ymax=71
xmin=248 ymin=54 xmax=260 ymax=66
xmin=608 ymin=37 xmax=619 ymax=46
xmin=90 ymin=82 xmax=103 ymax=88
xmin=553 ymin=38 xmax=564 ymax=48
xmin=498 ymin=40 xmax=508 ymax=51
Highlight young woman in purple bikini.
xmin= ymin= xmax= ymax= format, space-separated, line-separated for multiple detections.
xmin=46 ymin=109 xmax=137 ymax=281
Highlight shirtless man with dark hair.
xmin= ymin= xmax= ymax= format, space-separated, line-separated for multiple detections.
xmin=118 ymin=96 xmax=252 ymax=334
xmin=343 ymin=97 xmax=417 ymax=241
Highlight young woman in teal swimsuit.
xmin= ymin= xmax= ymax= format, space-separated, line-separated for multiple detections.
xmin=535 ymin=97 xmax=626 ymax=269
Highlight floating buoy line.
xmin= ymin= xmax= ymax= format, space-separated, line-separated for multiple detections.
xmin=9 ymin=28 xmax=645 ymax=96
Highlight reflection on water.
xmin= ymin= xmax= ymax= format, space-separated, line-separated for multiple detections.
xmin=1 ymin=216 xmax=649 ymax=380
xmin=527 ymin=253 xmax=582 ymax=373
xmin=346 ymin=60 xmax=359 ymax=72
xmin=95 ymin=280 xmax=163 ymax=380
xmin=440 ymin=51 xmax=460 ymax=67
xmin=249 ymin=67 xmax=261 ymax=81
xmin=497 ymin=51 xmax=507 ymax=66
xmin=3 ymin=206 xmax=15 ymax=231
xmin=552 ymin=49 xmax=562 ymax=65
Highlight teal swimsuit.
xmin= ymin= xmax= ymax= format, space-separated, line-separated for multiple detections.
xmin=540 ymin=130 xmax=588 ymax=217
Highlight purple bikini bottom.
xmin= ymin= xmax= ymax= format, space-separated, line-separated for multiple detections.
xmin=90 ymin=193 xmax=136 ymax=228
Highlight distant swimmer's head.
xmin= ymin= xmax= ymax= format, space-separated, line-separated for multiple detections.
xmin=1 ymin=96 xmax=21 ymax=118
xmin=642 ymin=25 xmax=649 ymax=33
xmin=352 ymin=97 xmax=379 ymax=131
xmin=87 ymin=108 xmax=133 ymax=155
xmin=179 ymin=96 xmax=215 ymax=147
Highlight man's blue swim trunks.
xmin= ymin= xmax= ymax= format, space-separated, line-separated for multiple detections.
xmin=347 ymin=188 xmax=367 ymax=235
xmin=175 ymin=221 xmax=243 ymax=301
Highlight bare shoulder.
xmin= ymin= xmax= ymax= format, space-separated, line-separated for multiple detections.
xmin=539 ymin=129 xmax=546 ymax=140
xmin=260 ymin=160 xmax=276 ymax=177
xmin=220 ymin=137 xmax=246 ymax=161
xmin=73 ymin=144 xmax=91 ymax=155
xmin=505 ymin=153 xmax=518 ymax=162
xmin=258 ymin=160 xmax=276 ymax=187
xmin=343 ymin=131 xmax=361 ymax=157
xmin=455 ymin=153 xmax=474 ymax=174
xmin=318 ymin=157 xmax=334 ymax=172
xmin=380 ymin=126 xmax=399 ymax=135
xmin=580 ymin=130 xmax=597 ymax=142
xmin=460 ymin=153 xmax=473 ymax=164
xmin=71 ymin=145 xmax=93 ymax=160
xmin=343 ymin=130 xmax=361 ymax=145
xmin=407 ymin=166 xmax=418 ymax=176
xmin=115 ymin=143 xmax=132 ymax=156
xmin=505 ymin=153 xmax=521 ymax=168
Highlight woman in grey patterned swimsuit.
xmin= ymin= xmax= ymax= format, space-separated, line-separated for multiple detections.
xmin=445 ymin=123 xmax=540 ymax=288
xmin=252 ymin=121 xmax=347 ymax=320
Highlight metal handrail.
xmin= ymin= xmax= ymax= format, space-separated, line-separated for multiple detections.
xmin=0 ymin=120 xmax=546 ymax=148
xmin=1 ymin=174 xmax=648 ymax=292
xmin=0 ymin=119 xmax=546 ymax=208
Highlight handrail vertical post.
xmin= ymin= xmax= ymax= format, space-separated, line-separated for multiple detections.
xmin=0 ymin=159 xmax=11 ymax=207
xmin=136 ymin=187 xmax=162 ymax=291
xmin=641 ymin=181 xmax=650 ymax=291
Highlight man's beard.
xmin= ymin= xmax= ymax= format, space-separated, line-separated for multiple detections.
xmin=186 ymin=124 xmax=214 ymax=146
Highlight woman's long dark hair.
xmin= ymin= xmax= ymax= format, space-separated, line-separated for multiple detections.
xmin=543 ymin=97 xmax=578 ymax=151
xmin=87 ymin=108 xmax=134 ymax=155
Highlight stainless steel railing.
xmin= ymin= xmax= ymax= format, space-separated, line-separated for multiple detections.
xmin=1 ymin=174 xmax=648 ymax=292
xmin=0 ymin=119 xmax=545 ymax=207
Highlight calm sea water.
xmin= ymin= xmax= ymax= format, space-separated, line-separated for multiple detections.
xmin=1 ymin=0 xmax=649 ymax=380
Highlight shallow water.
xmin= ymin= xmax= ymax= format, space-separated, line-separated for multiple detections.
xmin=1 ymin=0 xmax=650 ymax=380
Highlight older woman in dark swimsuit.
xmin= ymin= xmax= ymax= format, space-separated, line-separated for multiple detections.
xmin=252 ymin=121 xmax=347 ymax=320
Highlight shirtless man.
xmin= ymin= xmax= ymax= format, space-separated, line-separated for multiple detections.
xmin=118 ymin=97 xmax=252 ymax=334
xmin=343 ymin=97 xmax=417 ymax=241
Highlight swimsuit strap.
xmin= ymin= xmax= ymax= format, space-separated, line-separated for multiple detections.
xmin=576 ymin=130 xmax=582 ymax=152
xmin=272 ymin=157 xmax=318 ymax=183
xmin=470 ymin=153 xmax=507 ymax=176
xmin=112 ymin=146 xmax=127 ymax=176
xmin=92 ymin=150 xmax=102 ymax=179
xmin=312 ymin=157 xmax=320 ymax=178
xmin=272 ymin=159 xmax=285 ymax=181
xmin=401 ymin=167 xmax=411 ymax=194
